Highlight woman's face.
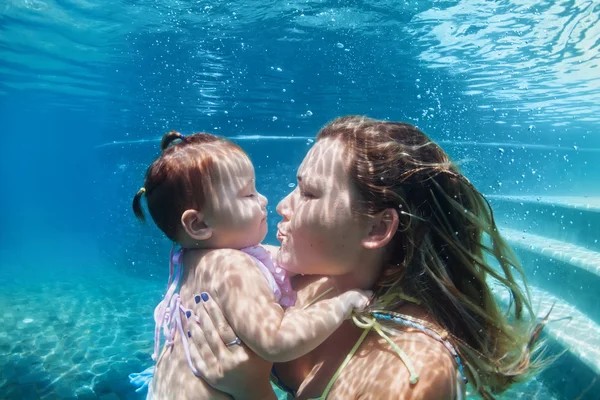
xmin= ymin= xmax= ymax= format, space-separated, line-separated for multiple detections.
xmin=275 ymin=138 xmax=372 ymax=276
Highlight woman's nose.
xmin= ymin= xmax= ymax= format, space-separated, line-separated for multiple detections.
xmin=276 ymin=191 xmax=294 ymax=220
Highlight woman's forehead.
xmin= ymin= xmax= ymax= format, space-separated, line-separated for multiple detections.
xmin=298 ymin=139 xmax=349 ymax=184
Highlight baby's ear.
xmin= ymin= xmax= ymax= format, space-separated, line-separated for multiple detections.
xmin=181 ymin=209 xmax=212 ymax=240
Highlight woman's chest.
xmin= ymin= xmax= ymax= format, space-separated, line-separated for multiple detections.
xmin=274 ymin=322 xmax=374 ymax=400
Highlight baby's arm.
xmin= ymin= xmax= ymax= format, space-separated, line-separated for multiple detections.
xmin=204 ymin=250 xmax=370 ymax=363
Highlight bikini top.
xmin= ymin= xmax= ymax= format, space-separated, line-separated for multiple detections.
xmin=270 ymin=288 xmax=468 ymax=400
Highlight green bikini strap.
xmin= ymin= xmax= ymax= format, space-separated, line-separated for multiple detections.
xmin=319 ymin=314 xmax=420 ymax=399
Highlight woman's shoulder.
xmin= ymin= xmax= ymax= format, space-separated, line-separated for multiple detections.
xmin=346 ymin=324 xmax=458 ymax=400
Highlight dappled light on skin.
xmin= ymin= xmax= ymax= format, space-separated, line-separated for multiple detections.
xmin=276 ymin=138 xmax=381 ymax=284
xmin=196 ymin=146 xmax=268 ymax=250
xmin=151 ymin=250 xmax=271 ymax=399
xmin=151 ymin=248 xmax=367 ymax=399
xmin=146 ymin=136 xmax=370 ymax=399
xmin=150 ymin=143 xmax=271 ymax=399
xmin=147 ymin=115 xmax=544 ymax=399
xmin=268 ymin=116 xmax=544 ymax=399
xmin=322 ymin=329 xmax=457 ymax=400
xmin=269 ymin=135 xmax=461 ymax=399
xmin=273 ymin=276 xmax=458 ymax=400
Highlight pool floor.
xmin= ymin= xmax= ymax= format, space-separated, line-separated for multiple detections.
xmin=0 ymin=265 xmax=563 ymax=400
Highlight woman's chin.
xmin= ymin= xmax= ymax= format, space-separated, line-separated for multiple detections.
xmin=277 ymin=253 xmax=298 ymax=273
xmin=276 ymin=253 xmax=290 ymax=269
xmin=278 ymin=259 xmax=315 ymax=276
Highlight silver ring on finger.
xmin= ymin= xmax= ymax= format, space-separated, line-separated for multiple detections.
xmin=225 ymin=337 xmax=242 ymax=347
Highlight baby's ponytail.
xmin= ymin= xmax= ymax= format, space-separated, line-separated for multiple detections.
xmin=160 ymin=130 xmax=186 ymax=151
xmin=132 ymin=187 xmax=146 ymax=222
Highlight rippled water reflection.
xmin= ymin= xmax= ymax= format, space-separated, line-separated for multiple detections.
xmin=410 ymin=0 xmax=600 ymax=125
xmin=1 ymin=0 xmax=598 ymax=140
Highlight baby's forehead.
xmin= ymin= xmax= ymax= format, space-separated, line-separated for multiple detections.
xmin=212 ymin=149 xmax=254 ymax=184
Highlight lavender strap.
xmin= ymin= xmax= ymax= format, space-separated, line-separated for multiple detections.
xmin=151 ymin=246 xmax=200 ymax=376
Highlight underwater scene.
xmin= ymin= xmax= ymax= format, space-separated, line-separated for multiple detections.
xmin=1 ymin=0 xmax=599 ymax=399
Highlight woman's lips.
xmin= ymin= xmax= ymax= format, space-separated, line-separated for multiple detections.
xmin=276 ymin=229 xmax=286 ymax=242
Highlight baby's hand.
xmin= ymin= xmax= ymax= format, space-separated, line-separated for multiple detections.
xmin=338 ymin=289 xmax=373 ymax=319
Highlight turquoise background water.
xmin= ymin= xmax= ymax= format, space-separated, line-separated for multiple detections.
xmin=1 ymin=0 xmax=599 ymax=399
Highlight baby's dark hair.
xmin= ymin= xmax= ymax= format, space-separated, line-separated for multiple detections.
xmin=132 ymin=130 xmax=245 ymax=242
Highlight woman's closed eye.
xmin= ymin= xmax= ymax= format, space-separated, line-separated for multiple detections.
xmin=300 ymin=190 xmax=316 ymax=199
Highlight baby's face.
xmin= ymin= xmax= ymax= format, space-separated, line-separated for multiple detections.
xmin=204 ymin=152 xmax=268 ymax=249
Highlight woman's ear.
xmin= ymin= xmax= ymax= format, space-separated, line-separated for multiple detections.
xmin=181 ymin=209 xmax=213 ymax=241
xmin=361 ymin=208 xmax=399 ymax=249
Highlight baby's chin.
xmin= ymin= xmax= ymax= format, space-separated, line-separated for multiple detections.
xmin=243 ymin=224 xmax=267 ymax=247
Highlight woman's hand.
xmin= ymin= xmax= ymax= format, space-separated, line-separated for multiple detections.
xmin=182 ymin=292 xmax=277 ymax=400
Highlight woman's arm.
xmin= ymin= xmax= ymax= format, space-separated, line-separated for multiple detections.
xmin=204 ymin=249 xmax=371 ymax=363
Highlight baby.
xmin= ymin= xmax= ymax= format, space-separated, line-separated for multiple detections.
xmin=129 ymin=131 xmax=371 ymax=399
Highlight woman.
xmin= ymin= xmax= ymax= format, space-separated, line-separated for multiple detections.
xmin=182 ymin=116 xmax=546 ymax=399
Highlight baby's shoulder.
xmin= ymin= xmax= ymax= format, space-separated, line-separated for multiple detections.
xmin=193 ymin=248 xmax=275 ymax=300
xmin=199 ymin=248 xmax=256 ymax=269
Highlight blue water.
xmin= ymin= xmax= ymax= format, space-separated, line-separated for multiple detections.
xmin=1 ymin=0 xmax=599 ymax=399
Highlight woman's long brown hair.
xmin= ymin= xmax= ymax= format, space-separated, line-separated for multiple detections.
xmin=317 ymin=116 xmax=548 ymax=399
